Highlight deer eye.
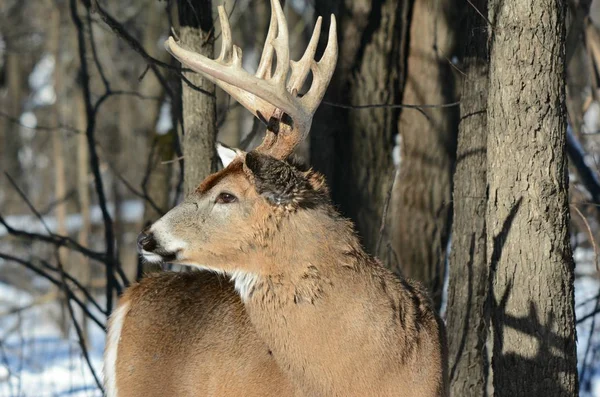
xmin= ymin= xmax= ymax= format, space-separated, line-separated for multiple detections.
xmin=215 ymin=192 xmax=237 ymax=204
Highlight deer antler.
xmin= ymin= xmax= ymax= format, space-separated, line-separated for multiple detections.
xmin=165 ymin=0 xmax=338 ymax=159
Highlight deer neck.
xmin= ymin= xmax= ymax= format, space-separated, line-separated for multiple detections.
xmin=233 ymin=208 xmax=363 ymax=303
xmin=231 ymin=208 xmax=394 ymax=393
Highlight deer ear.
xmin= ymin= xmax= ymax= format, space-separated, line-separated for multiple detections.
xmin=216 ymin=142 xmax=238 ymax=168
xmin=245 ymin=151 xmax=324 ymax=208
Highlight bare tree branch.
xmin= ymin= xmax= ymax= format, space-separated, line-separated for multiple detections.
xmin=0 ymin=253 xmax=105 ymax=330
xmin=56 ymin=255 xmax=104 ymax=393
xmin=71 ymin=0 xmax=124 ymax=314
xmin=0 ymin=110 xmax=82 ymax=135
xmin=86 ymin=0 xmax=213 ymax=98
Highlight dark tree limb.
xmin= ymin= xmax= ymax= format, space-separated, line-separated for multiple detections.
xmin=0 ymin=253 xmax=105 ymax=330
xmin=567 ymin=125 xmax=600 ymax=204
xmin=70 ymin=0 xmax=124 ymax=315
xmin=86 ymin=0 xmax=213 ymax=98
xmin=55 ymin=255 xmax=105 ymax=393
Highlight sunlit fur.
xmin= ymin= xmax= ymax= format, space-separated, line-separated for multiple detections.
xmin=108 ymin=272 xmax=293 ymax=397
xmin=116 ymin=151 xmax=448 ymax=396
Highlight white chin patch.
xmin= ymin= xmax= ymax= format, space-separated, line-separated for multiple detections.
xmin=140 ymin=250 xmax=165 ymax=264
xmin=230 ymin=270 xmax=259 ymax=302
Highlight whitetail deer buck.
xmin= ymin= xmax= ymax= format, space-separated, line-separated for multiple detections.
xmin=104 ymin=1 xmax=448 ymax=396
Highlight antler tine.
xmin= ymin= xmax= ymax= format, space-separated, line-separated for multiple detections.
xmin=269 ymin=0 xmax=290 ymax=86
xmin=254 ymin=14 xmax=337 ymax=159
xmin=255 ymin=0 xmax=278 ymax=80
xmin=164 ymin=4 xmax=295 ymax=120
xmin=257 ymin=15 xmax=337 ymax=158
xmin=299 ymin=15 xmax=338 ymax=113
xmin=216 ymin=6 xmax=233 ymax=63
xmin=288 ymin=17 xmax=322 ymax=96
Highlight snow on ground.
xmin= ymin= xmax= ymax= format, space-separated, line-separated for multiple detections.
xmin=0 ymin=280 xmax=104 ymax=397
xmin=575 ymin=247 xmax=600 ymax=397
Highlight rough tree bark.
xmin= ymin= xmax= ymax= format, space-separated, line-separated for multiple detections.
xmin=390 ymin=0 xmax=458 ymax=306
xmin=486 ymin=0 xmax=578 ymax=395
xmin=445 ymin=0 xmax=489 ymax=395
xmin=49 ymin=1 xmax=71 ymax=336
xmin=178 ymin=0 xmax=217 ymax=194
xmin=141 ymin=1 xmax=172 ymax=224
xmin=75 ymin=84 xmax=91 ymax=342
xmin=313 ymin=0 xmax=410 ymax=266
xmin=137 ymin=2 xmax=172 ymax=274
xmin=1 ymin=43 xmax=25 ymax=212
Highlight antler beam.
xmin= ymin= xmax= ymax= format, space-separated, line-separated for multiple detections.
xmin=165 ymin=0 xmax=338 ymax=159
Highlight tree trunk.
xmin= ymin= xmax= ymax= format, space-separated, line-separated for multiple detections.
xmin=75 ymin=86 xmax=91 ymax=343
xmin=313 ymin=0 xmax=410 ymax=266
xmin=141 ymin=0 xmax=172 ymax=223
xmin=178 ymin=0 xmax=217 ymax=194
xmin=445 ymin=1 xmax=489 ymax=394
xmin=486 ymin=1 xmax=578 ymax=395
xmin=390 ymin=0 xmax=458 ymax=306
xmin=1 ymin=49 xmax=25 ymax=213
xmin=49 ymin=1 xmax=71 ymax=336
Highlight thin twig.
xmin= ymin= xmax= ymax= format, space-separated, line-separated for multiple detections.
xmin=93 ymin=90 xmax=162 ymax=114
xmin=101 ymin=147 xmax=165 ymax=216
xmin=572 ymin=205 xmax=599 ymax=272
xmin=0 ymin=213 xmax=106 ymax=262
xmin=88 ymin=1 xmax=213 ymax=98
xmin=0 ymin=110 xmax=82 ymax=134
xmin=87 ymin=6 xmax=110 ymax=91
xmin=579 ymin=291 xmax=600 ymax=385
xmin=465 ymin=0 xmax=492 ymax=27
xmin=4 ymin=173 xmax=55 ymax=236
xmin=322 ymin=99 xmax=460 ymax=110
xmin=0 ymin=253 xmax=105 ymax=330
xmin=56 ymin=255 xmax=105 ymax=393
xmin=376 ymin=169 xmax=398 ymax=255
xmin=3 ymin=173 xmax=105 ymax=313
xmin=35 ymin=256 xmax=105 ymax=315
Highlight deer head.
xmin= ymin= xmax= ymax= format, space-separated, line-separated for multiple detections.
xmin=139 ymin=0 xmax=338 ymax=287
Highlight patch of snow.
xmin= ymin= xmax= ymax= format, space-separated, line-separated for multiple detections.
xmin=574 ymin=246 xmax=600 ymax=397
xmin=0 ymin=34 xmax=5 ymax=61
xmin=0 ymin=281 xmax=105 ymax=397
xmin=34 ymin=85 xmax=57 ymax=107
xmin=27 ymin=54 xmax=56 ymax=108
xmin=584 ymin=101 xmax=600 ymax=134
xmin=157 ymin=34 xmax=170 ymax=54
xmin=155 ymin=101 xmax=172 ymax=135
xmin=29 ymin=55 xmax=54 ymax=91
xmin=18 ymin=146 xmax=34 ymax=169
xmin=19 ymin=112 xmax=38 ymax=131
xmin=392 ymin=133 xmax=402 ymax=167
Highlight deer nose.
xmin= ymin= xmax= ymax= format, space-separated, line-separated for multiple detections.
xmin=137 ymin=230 xmax=157 ymax=253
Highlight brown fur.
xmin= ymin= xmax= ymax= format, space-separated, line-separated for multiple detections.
xmin=110 ymin=152 xmax=448 ymax=396
xmin=114 ymin=271 xmax=294 ymax=397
